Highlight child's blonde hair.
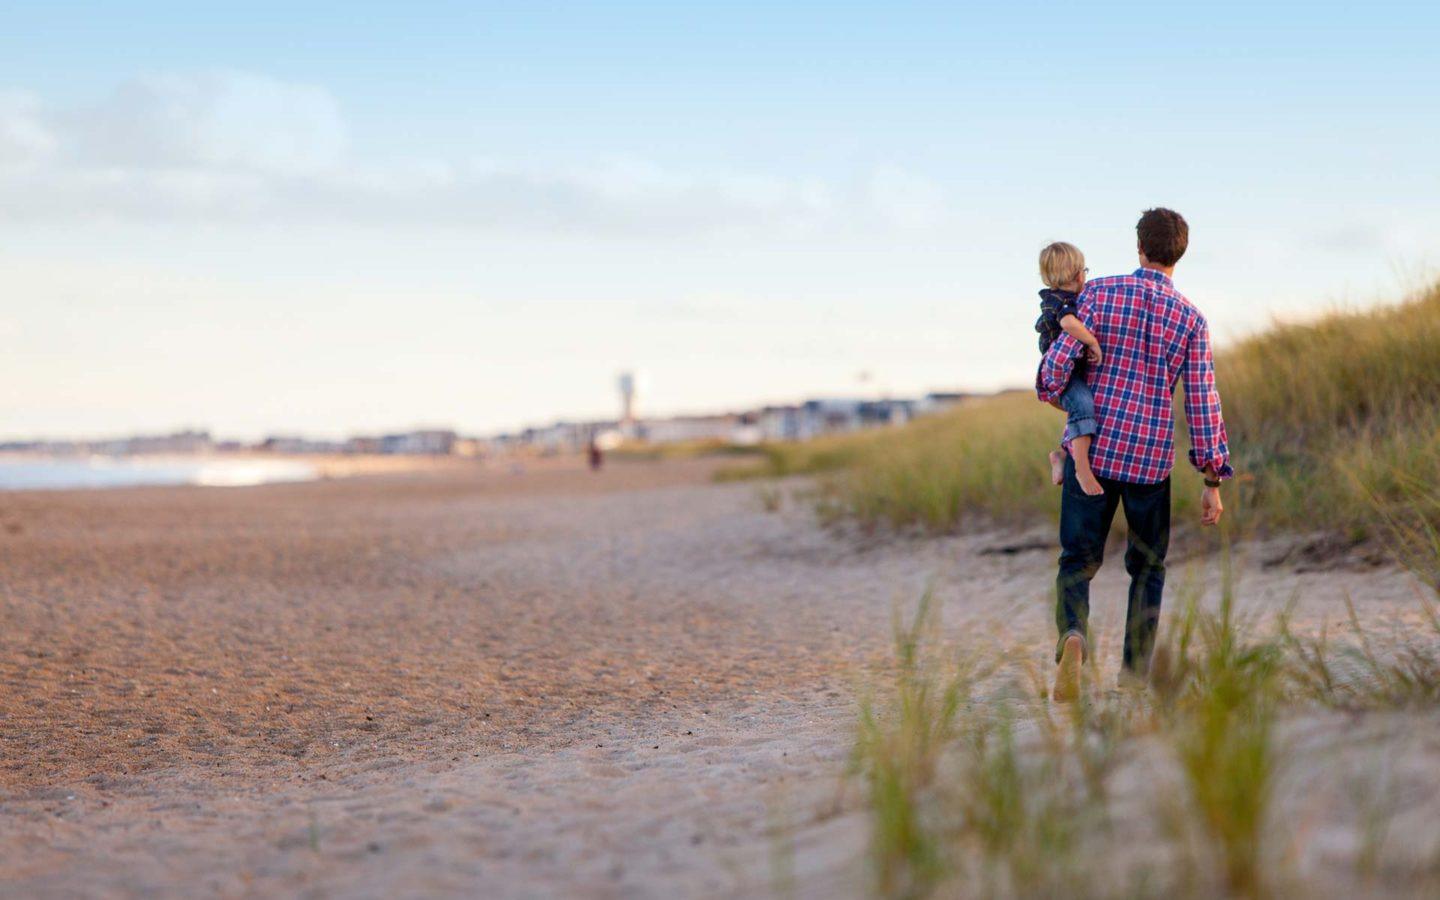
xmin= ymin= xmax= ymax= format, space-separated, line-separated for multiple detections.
xmin=1039 ymin=242 xmax=1086 ymax=289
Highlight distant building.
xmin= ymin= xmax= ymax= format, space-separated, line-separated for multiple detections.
xmin=639 ymin=414 xmax=742 ymax=445
xmin=98 ymin=429 xmax=215 ymax=456
xmin=858 ymin=399 xmax=914 ymax=428
xmin=379 ymin=430 xmax=457 ymax=455
xmin=260 ymin=435 xmax=343 ymax=454
xmin=452 ymin=438 xmax=487 ymax=458
xmin=798 ymin=399 xmax=868 ymax=438
xmin=517 ymin=422 xmax=589 ymax=455
xmin=345 ymin=436 xmax=383 ymax=455
xmin=617 ymin=371 xmax=640 ymax=438
xmin=917 ymin=392 xmax=969 ymax=415
xmin=0 ymin=383 xmax=984 ymax=465
xmin=757 ymin=405 xmax=804 ymax=442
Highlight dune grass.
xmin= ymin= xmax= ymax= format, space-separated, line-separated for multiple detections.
xmin=852 ymin=576 xmax=1440 ymax=898
xmin=721 ymin=283 xmax=1440 ymax=537
xmin=852 ymin=595 xmax=976 ymax=896
xmin=838 ymin=286 xmax=1440 ymax=896
xmin=1156 ymin=586 xmax=1283 ymax=896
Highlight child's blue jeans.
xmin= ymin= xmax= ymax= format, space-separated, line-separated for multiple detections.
xmin=1059 ymin=371 xmax=1098 ymax=444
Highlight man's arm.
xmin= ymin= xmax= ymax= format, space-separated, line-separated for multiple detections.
xmin=1181 ymin=316 xmax=1233 ymax=479
xmin=1181 ymin=317 xmax=1233 ymax=526
xmin=1036 ymin=288 xmax=1097 ymax=402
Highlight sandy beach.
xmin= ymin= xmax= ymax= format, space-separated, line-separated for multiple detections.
xmin=1 ymin=458 xmax=1434 ymax=897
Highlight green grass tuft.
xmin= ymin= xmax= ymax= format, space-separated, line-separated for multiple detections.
xmin=852 ymin=593 xmax=977 ymax=897
xmin=1157 ymin=589 xmax=1284 ymax=897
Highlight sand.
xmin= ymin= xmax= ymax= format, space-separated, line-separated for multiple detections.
xmin=0 ymin=457 xmax=1433 ymax=897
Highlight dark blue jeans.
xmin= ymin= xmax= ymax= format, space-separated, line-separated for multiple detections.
xmin=1055 ymin=455 xmax=1171 ymax=673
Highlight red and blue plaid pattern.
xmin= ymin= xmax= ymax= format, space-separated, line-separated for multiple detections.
xmin=1037 ymin=268 xmax=1233 ymax=484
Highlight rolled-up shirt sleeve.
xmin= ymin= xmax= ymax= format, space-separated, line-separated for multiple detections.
xmin=1181 ymin=317 xmax=1234 ymax=478
xmin=1035 ymin=289 xmax=1093 ymax=403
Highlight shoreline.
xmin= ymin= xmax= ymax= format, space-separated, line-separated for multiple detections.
xmin=0 ymin=450 xmax=485 ymax=492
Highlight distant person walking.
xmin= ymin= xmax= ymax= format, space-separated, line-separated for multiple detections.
xmin=1036 ymin=208 xmax=1232 ymax=701
xmin=588 ymin=438 xmax=604 ymax=472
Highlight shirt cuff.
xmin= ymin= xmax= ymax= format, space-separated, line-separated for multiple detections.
xmin=1035 ymin=372 xmax=1064 ymax=403
xmin=1035 ymin=355 xmax=1073 ymax=403
xmin=1189 ymin=450 xmax=1234 ymax=480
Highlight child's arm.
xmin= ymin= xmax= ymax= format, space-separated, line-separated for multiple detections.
xmin=1059 ymin=314 xmax=1102 ymax=365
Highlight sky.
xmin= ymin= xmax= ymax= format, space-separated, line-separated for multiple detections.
xmin=1 ymin=2 xmax=1437 ymax=440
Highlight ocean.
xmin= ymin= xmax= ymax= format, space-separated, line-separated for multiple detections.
xmin=0 ymin=457 xmax=319 ymax=491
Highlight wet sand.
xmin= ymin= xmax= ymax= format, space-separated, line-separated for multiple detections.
xmin=0 ymin=458 xmax=1432 ymax=897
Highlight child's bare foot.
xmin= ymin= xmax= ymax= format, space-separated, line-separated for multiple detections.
xmin=1071 ymin=435 xmax=1104 ymax=496
xmin=1048 ymin=450 xmax=1065 ymax=485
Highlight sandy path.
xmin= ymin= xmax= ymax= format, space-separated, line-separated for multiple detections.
xmin=0 ymin=458 xmax=1429 ymax=897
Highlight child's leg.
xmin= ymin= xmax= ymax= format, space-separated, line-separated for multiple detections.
xmin=1059 ymin=374 xmax=1103 ymax=496
xmin=1071 ymin=434 xmax=1103 ymax=495
xmin=1045 ymin=387 xmax=1068 ymax=485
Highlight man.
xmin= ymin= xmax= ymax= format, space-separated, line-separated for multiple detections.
xmin=1036 ymin=208 xmax=1232 ymax=701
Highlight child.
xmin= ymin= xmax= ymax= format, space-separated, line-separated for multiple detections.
xmin=1035 ymin=242 xmax=1104 ymax=496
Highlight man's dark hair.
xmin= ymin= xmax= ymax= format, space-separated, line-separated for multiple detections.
xmin=1136 ymin=207 xmax=1188 ymax=267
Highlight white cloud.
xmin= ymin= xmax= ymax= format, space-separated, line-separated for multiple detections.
xmin=0 ymin=90 xmax=58 ymax=163
xmin=1310 ymin=221 xmax=1435 ymax=262
xmin=0 ymin=71 xmax=946 ymax=238
xmin=61 ymin=71 xmax=346 ymax=175
xmin=868 ymin=165 xmax=948 ymax=229
xmin=1311 ymin=222 xmax=1390 ymax=253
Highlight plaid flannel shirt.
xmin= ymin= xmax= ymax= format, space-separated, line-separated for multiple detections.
xmin=1036 ymin=268 xmax=1233 ymax=484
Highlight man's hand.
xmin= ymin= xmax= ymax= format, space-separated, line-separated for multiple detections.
xmin=1200 ymin=486 xmax=1223 ymax=527
xmin=1085 ymin=342 xmax=1103 ymax=366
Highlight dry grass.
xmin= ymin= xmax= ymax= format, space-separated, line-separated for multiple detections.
xmin=851 ymin=559 xmax=1440 ymax=898
xmin=851 ymin=595 xmax=976 ymax=896
xmin=801 ymin=285 xmax=1440 ymax=896
xmin=723 ymin=283 xmax=1440 ymax=538
xmin=1155 ymin=582 xmax=1283 ymax=897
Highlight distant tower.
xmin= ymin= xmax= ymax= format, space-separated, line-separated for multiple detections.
xmin=618 ymin=371 xmax=639 ymax=427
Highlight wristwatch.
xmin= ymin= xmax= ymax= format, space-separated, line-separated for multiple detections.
xmin=1204 ymin=477 xmax=1223 ymax=489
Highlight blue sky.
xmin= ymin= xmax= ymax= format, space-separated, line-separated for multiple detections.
xmin=1 ymin=2 xmax=1436 ymax=439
